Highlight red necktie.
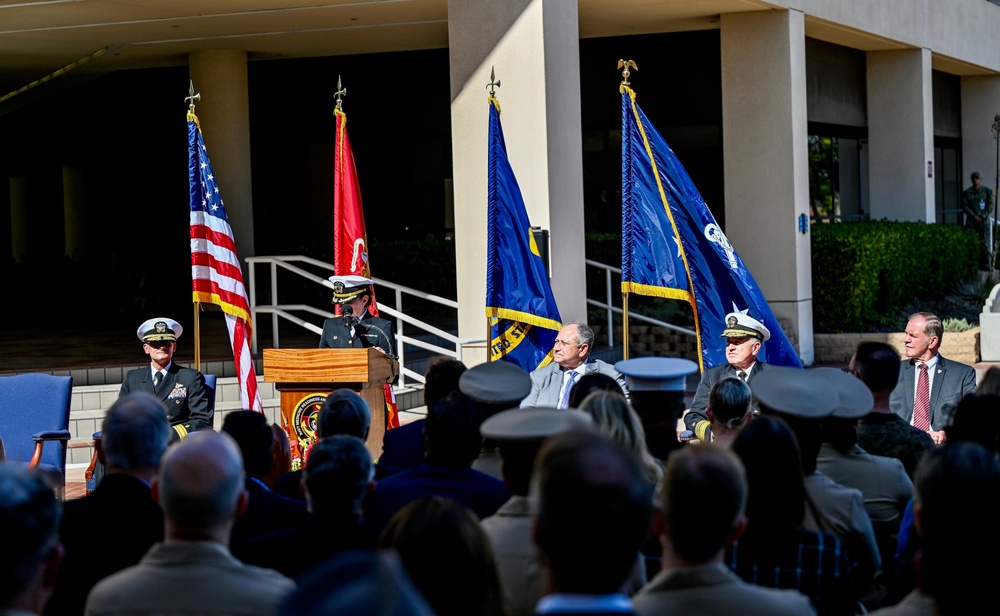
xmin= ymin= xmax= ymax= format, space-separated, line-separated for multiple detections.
xmin=913 ymin=363 xmax=931 ymax=432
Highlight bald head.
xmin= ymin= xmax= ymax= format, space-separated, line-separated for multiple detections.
xmin=155 ymin=431 xmax=246 ymax=537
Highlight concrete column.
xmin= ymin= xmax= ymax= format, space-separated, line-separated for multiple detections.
xmin=961 ymin=75 xmax=1000 ymax=196
xmin=721 ymin=10 xmax=814 ymax=364
xmin=63 ymin=165 xmax=86 ymax=259
xmin=9 ymin=176 xmax=28 ymax=263
xmin=448 ymin=0 xmax=585 ymax=365
xmin=867 ymin=49 xmax=934 ymax=222
xmin=189 ymin=50 xmax=255 ymax=259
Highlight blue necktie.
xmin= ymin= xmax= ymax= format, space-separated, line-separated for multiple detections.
xmin=559 ymin=371 xmax=579 ymax=409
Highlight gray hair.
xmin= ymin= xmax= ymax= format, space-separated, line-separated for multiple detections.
xmin=103 ymin=393 xmax=170 ymax=470
xmin=910 ymin=312 xmax=943 ymax=342
xmin=566 ymin=321 xmax=595 ymax=349
xmin=0 ymin=466 xmax=61 ymax=605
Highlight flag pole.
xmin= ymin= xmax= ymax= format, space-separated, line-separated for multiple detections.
xmin=622 ymin=293 xmax=630 ymax=360
xmin=487 ymin=317 xmax=493 ymax=362
xmin=193 ymin=301 xmax=201 ymax=372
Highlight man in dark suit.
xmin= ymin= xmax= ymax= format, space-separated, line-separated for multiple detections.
xmin=889 ymin=312 xmax=976 ymax=445
xmin=119 ymin=317 xmax=212 ymax=442
xmin=319 ymin=275 xmax=396 ymax=356
xmin=222 ymin=411 xmax=307 ymax=555
xmin=520 ymin=321 xmax=628 ymax=408
xmin=363 ymin=391 xmax=509 ymax=531
xmin=45 ymin=393 xmax=169 ymax=616
xmin=684 ymin=311 xmax=771 ymax=441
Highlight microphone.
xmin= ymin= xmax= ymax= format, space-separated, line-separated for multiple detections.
xmin=341 ymin=304 xmax=360 ymax=326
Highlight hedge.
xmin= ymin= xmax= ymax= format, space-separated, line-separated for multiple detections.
xmin=811 ymin=221 xmax=978 ymax=332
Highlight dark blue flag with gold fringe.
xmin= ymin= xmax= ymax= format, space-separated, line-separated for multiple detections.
xmin=620 ymin=84 xmax=801 ymax=370
xmin=486 ymin=94 xmax=562 ymax=371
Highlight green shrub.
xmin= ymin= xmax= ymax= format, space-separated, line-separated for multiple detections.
xmin=811 ymin=221 xmax=978 ymax=332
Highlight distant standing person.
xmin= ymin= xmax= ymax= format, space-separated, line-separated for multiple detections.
xmin=961 ymin=171 xmax=994 ymax=263
xmin=119 ymin=318 xmax=211 ymax=443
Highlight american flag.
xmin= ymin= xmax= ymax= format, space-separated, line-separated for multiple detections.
xmin=188 ymin=112 xmax=263 ymax=412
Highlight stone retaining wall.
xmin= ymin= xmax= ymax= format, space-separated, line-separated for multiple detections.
xmin=813 ymin=329 xmax=980 ymax=365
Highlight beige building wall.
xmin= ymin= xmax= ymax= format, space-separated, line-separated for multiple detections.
xmin=721 ymin=10 xmax=814 ymax=364
xmin=448 ymin=0 xmax=585 ymax=366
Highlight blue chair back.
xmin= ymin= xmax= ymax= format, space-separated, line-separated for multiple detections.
xmin=203 ymin=374 xmax=217 ymax=416
xmin=0 ymin=373 xmax=72 ymax=473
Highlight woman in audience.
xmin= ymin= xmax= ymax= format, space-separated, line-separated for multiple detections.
xmin=578 ymin=390 xmax=663 ymax=485
xmin=380 ymin=496 xmax=505 ymax=616
xmin=728 ymin=415 xmax=859 ymax=616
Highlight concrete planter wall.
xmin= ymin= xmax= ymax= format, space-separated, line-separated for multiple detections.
xmin=813 ymin=328 xmax=980 ymax=366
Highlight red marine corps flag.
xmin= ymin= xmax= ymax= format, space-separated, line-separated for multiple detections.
xmin=332 ymin=78 xmax=399 ymax=428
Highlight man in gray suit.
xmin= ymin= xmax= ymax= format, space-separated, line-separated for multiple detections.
xmin=889 ymin=312 xmax=976 ymax=445
xmin=520 ymin=321 xmax=627 ymax=408
xmin=632 ymin=445 xmax=815 ymax=616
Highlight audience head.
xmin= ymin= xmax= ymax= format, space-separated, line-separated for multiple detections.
xmin=753 ymin=366 xmax=837 ymax=474
xmin=659 ymin=445 xmax=747 ymax=564
xmin=424 ymin=391 xmax=483 ymax=467
xmin=707 ymin=377 xmax=752 ymax=431
xmin=302 ymin=435 xmax=373 ymax=516
xmin=731 ymin=415 xmax=807 ymax=542
xmin=0 ymin=466 xmax=62 ymax=612
xmin=423 ymin=357 xmax=467 ymax=406
xmin=849 ymin=341 xmax=901 ymax=395
xmin=944 ymin=393 xmax=1000 ymax=455
xmin=578 ymin=390 xmax=662 ymax=484
xmin=101 ymin=392 xmax=170 ymax=472
xmin=480 ymin=407 xmax=592 ymax=495
xmin=812 ymin=366 xmax=874 ymax=452
xmin=318 ymin=389 xmax=371 ymax=440
xmin=221 ymin=410 xmax=273 ymax=479
xmin=459 ymin=361 xmax=531 ymax=419
xmin=567 ymin=372 xmax=621 ymax=409
xmin=153 ymin=430 xmax=247 ymax=538
xmin=975 ymin=366 xmax=1000 ymax=397
xmin=281 ymin=549 xmax=434 ymax=616
xmin=913 ymin=442 xmax=1000 ymax=615
xmin=615 ymin=357 xmax=698 ymax=460
xmin=534 ymin=430 xmax=653 ymax=595
xmin=380 ymin=496 xmax=503 ymax=616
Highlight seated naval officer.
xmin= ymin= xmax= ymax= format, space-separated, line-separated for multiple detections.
xmin=319 ymin=275 xmax=397 ymax=356
xmin=119 ymin=318 xmax=211 ymax=443
xmin=684 ymin=311 xmax=771 ymax=442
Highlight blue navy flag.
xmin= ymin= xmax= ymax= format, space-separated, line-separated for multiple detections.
xmin=486 ymin=95 xmax=562 ymax=372
xmin=620 ymin=85 xmax=801 ymax=370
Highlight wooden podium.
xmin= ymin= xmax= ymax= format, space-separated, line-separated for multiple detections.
xmin=262 ymin=348 xmax=398 ymax=463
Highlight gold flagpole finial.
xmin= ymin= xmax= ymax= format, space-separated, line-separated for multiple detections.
xmin=334 ymin=75 xmax=346 ymax=111
xmin=185 ymin=80 xmax=201 ymax=113
xmin=617 ymin=59 xmax=637 ymax=86
xmin=486 ymin=66 xmax=501 ymax=96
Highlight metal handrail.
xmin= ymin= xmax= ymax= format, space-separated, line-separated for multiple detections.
xmin=584 ymin=259 xmax=697 ymax=347
xmin=246 ymin=255 xmax=482 ymax=387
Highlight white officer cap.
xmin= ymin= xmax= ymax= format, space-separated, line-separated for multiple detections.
xmin=137 ymin=317 xmax=182 ymax=343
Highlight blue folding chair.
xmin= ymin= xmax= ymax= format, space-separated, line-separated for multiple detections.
xmin=0 ymin=373 xmax=73 ymax=497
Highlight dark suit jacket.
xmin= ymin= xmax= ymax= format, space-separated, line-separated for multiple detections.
xmin=378 ymin=419 xmax=426 ymax=472
xmin=44 ymin=473 xmax=163 ymax=616
xmin=319 ymin=312 xmax=397 ymax=356
xmin=684 ymin=361 xmax=768 ymax=439
xmin=363 ymin=463 xmax=510 ymax=531
xmin=119 ymin=362 xmax=211 ymax=442
xmin=230 ymin=477 xmax=308 ymax=555
xmin=240 ymin=513 xmax=378 ymax=580
xmin=889 ymin=355 xmax=976 ymax=431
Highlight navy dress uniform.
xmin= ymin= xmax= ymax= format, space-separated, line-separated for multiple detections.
xmin=119 ymin=318 xmax=212 ymax=442
xmin=615 ymin=356 xmax=698 ymax=463
xmin=319 ymin=275 xmax=397 ymax=356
